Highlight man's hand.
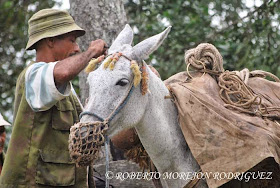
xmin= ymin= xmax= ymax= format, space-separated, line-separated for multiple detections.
xmin=54 ymin=39 xmax=107 ymax=88
xmin=87 ymin=39 xmax=107 ymax=58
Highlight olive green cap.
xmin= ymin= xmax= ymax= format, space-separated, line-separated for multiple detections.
xmin=26 ymin=9 xmax=85 ymax=50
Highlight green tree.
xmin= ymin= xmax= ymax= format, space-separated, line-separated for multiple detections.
xmin=125 ymin=0 xmax=280 ymax=80
xmin=1 ymin=0 xmax=280 ymax=144
xmin=0 ymin=0 xmax=58 ymax=122
xmin=0 ymin=0 xmax=59 ymax=149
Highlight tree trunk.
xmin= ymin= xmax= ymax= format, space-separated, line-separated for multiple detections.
xmin=70 ymin=0 xmax=128 ymax=187
xmin=70 ymin=0 xmax=127 ymax=161
xmin=70 ymin=0 xmax=127 ymax=105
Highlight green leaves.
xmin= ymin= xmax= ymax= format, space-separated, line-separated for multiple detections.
xmin=0 ymin=0 xmax=57 ymax=121
xmin=125 ymin=0 xmax=280 ymax=80
xmin=1 ymin=0 xmax=280 ymax=123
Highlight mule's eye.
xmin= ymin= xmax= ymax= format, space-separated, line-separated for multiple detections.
xmin=116 ymin=79 xmax=129 ymax=86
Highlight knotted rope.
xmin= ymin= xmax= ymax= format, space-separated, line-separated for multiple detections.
xmin=185 ymin=43 xmax=224 ymax=76
xmin=69 ymin=121 xmax=108 ymax=167
xmin=184 ymin=43 xmax=280 ymax=119
xmin=218 ymin=71 xmax=266 ymax=116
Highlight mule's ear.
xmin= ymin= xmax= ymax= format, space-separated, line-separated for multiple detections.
xmin=108 ymin=24 xmax=134 ymax=54
xmin=133 ymin=26 xmax=171 ymax=60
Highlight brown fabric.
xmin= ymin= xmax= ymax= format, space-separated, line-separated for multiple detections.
xmin=221 ymin=157 xmax=280 ymax=188
xmin=165 ymin=72 xmax=280 ymax=188
xmin=111 ymin=128 xmax=140 ymax=150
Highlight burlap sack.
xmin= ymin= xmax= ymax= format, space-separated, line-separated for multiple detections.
xmin=165 ymin=72 xmax=280 ymax=188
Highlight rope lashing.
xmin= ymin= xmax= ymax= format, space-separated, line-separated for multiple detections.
xmin=250 ymin=70 xmax=280 ymax=82
xmin=219 ymin=71 xmax=280 ymax=118
xmin=186 ymin=59 xmax=206 ymax=79
xmin=184 ymin=42 xmax=280 ymax=119
xmin=185 ymin=43 xmax=224 ymax=75
xmin=233 ymin=69 xmax=280 ymax=85
xmin=218 ymin=71 xmax=265 ymax=116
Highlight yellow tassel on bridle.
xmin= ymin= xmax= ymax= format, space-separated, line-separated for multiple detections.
xmin=85 ymin=55 xmax=105 ymax=73
xmin=85 ymin=52 xmax=149 ymax=95
xmin=141 ymin=62 xmax=149 ymax=95
xmin=106 ymin=52 xmax=122 ymax=70
xmin=103 ymin=57 xmax=113 ymax=69
xmin=109 ymin=58 xmax=117 ymax=70
xmin=130 ymin=60 xmax=142 ymax=87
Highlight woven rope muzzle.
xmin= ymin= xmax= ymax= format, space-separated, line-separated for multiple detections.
xmin=69 ymin=121 xmax=108 ymax=166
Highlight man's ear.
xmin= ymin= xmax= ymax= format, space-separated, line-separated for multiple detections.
xmin=46 ymin=37 xmax=55 ymax=48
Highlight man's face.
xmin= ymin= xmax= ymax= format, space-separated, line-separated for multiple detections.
xmin=52 ymin=31 xmax=81 ymax=61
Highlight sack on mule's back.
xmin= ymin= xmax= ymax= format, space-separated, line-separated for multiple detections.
xmin=165 ymin=71 xmax=280 ymax=188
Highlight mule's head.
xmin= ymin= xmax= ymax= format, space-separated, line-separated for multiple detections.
xmin=80 ymin=24 xmax=171 ymax=137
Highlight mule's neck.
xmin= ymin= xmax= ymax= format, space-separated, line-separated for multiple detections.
xmin=135 ymin=71 xmax=200 ymax=175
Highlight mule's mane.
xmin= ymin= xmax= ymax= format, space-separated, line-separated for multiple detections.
xmin=85 ymin=52 xmax=149 ymax=95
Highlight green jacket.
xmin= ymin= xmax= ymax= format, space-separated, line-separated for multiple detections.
xmin=0 ymin=64 xmax=88 ymax=187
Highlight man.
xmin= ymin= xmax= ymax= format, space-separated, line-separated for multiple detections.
xmin=0 ymin=113 xmax=10 ymax=175
xmin=0 ymin=9 xmax=106 ymax=187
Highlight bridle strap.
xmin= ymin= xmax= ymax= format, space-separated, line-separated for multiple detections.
xmin=79 ymin=111 xmax=104 ymax=122
xmin=107 ymin=85 xmax=134 ymax=123
xmin=79 ymin=81 xmax=134 ymax=125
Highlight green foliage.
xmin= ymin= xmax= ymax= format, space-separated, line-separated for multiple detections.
xmin=125 ymin=0 xmax=280 ymax=80
xmin=0 ymin=0 xmax=58 ymax=122
xmin=1 ymin=0 xmax=280 ymax=124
